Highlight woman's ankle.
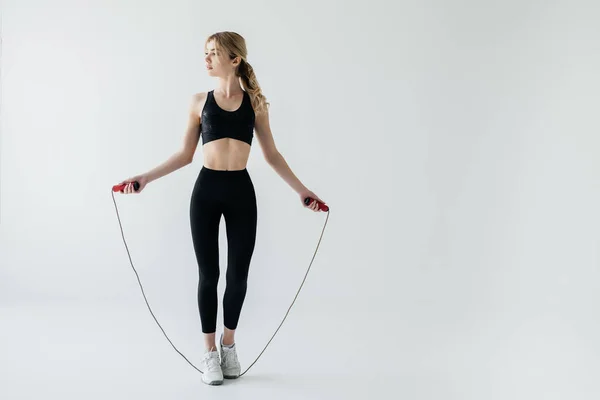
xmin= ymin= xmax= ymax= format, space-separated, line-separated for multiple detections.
xmin=204 ymin=332 xmax=217 ymax=352
xmin=222 ymin=328 xmax=236 ymax=346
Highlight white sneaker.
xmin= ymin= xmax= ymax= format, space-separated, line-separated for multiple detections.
xmin=220 ymin=334 xmax=241 ymax=379
xmin=200 ymin=350 xmax=223 ymax=385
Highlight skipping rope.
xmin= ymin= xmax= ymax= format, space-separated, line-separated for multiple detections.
xmin=110 ymin=181 xmax=330 ymax=377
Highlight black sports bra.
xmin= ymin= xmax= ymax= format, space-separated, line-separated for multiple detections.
xmin=200 ymin=90 xmax=255 ymax=146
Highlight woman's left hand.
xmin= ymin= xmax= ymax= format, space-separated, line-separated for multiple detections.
xmin=300 ymin=189 xmax=326 ymax=212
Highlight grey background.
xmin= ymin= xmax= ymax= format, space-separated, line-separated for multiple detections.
xmin=1 ymin=0 xmax=600 ymax=399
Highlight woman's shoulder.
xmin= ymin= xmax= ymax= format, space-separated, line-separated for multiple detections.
xmin=190 ymin=91 xmax=211 ymax=116
xmin=192 ymin=91 xmax=210 ymax=102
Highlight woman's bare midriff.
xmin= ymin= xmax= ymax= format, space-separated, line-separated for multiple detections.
xmin=202 ymin=138 xmax=251 ymax=171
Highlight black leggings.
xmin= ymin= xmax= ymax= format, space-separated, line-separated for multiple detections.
xmin=189 ymin=166 xmax=257 ymax=334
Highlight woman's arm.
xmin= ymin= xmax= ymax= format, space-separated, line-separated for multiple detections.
xmin=146 ymin=93 xmax=203 ymax=182
xmin=120 ymin=94 xmax=203 ymax=193
xmin=254 ymin=109 xmax=306 ymax=192
xmin=254 ymin=108 xmax=325 ymax=210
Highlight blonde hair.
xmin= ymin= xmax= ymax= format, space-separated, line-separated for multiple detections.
xmin=205 ymin=31 xmax=269 ymax=115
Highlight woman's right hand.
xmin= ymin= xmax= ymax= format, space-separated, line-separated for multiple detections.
xmin=120 ymin=174 xmax=149 ymax=194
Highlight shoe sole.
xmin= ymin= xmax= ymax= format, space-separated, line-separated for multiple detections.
xmin=222 ymin=368 xmax=240 ymax=379
xmin=203 ymin=379 xmax=223 ymax=386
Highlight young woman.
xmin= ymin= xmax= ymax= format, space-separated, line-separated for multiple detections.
xmin=118 ymin=31 xmax=326 ymax=385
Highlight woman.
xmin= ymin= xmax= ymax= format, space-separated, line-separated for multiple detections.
xmin=119 ymin=31 xmax=326 ymax=385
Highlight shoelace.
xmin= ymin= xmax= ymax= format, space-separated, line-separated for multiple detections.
xmin=221 ymin=346 xmax=239 ymax=367
xmin=203 ymin=352 xmax=221 ymax=372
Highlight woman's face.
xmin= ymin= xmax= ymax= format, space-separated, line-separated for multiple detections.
xmin=205 ymin=41 xmax=232 ymax=77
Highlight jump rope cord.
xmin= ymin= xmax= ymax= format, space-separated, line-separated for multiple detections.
xmin=111 ymin=190 xmax=329 ymax=376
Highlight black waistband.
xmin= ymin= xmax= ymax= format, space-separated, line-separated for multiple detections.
xmin=200 ymin=166 xmax=250 ymax=178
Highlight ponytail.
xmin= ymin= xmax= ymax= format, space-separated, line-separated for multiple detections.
xmin=238 ymin=59 xmax=269 ymax=115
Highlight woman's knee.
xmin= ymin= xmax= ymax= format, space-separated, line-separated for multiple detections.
xmin=199 ymin=272 xmax=220 ymax=291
